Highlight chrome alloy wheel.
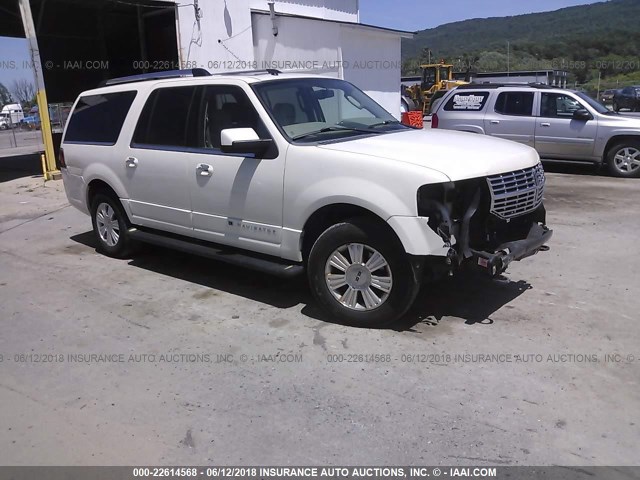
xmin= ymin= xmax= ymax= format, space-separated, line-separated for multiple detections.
xmin=324 ymin=243 xmax=393 ymax=311
xmin=613 ymin=147 xmax=640 ymax=174
xmin=95 ymin=202 xmax=120 ymax=247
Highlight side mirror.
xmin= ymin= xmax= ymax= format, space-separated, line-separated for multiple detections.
xmin=220 ymin=128 xmax=272 ymax=157
xmin=572 ymin=109 xmax=592 ymax=121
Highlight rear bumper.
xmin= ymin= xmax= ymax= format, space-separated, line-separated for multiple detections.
xmin=470 ymin=223 xmax=553 ymax=277
xmin=61 ymin=168 xmax=89 ymax=215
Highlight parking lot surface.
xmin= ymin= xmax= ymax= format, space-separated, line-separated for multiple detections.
xmin=0 ymin=164 xmax=638 ymax=466
xmin=0 ymin=128 xmax=44 ymax=153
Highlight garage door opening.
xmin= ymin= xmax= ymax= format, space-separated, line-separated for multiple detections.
xmin=1 ymin=0 xmax=180 ymax=179
xmin=30 ymin=0 xmax=179 ymax=103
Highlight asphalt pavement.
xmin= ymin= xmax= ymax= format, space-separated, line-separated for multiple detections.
xmin=0 ymin=161 xmax=638 ymax=466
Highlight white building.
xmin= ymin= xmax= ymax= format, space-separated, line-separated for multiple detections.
xmin=174 ymin=0 xmax=413 ymax=117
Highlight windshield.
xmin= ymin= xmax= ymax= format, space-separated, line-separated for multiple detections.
xmin=574 ymin=91 xmax=610 ymax=114
xmin=252 ymin=78 xmax=405 ymax=142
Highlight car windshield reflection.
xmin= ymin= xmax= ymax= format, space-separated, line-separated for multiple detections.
xmin=252 ymin=78 xmax=407 ymax=142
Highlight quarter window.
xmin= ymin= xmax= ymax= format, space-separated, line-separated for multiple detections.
xmin=64 ymin=91 xmax=137 ymax=145
xmin=494 ymin=92 xmax=534 ymax=116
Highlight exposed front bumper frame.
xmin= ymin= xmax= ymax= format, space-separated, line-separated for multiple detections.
xmin=471 ymin=223 xmax=553 ymax=277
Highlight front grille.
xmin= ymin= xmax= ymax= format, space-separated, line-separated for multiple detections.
xmin=487 ymin=163 xmax=545 ymax=219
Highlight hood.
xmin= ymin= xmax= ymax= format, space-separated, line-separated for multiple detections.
xmin=318 ymin=129 xmax=541 ymax=181
xmin=600 ymin=112 xmax=640 ymax=128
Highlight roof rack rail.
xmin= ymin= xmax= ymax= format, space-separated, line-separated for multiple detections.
xmin=457 ymin=82 xmax=556 ymax=90
xmin=101 ymin=68 xmax=211 ymax=87
xmin=212 ymin=69 xmax=282 ymax=77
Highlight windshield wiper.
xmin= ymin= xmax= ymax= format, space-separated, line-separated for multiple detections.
xmin=292 ymin=126 xmax=378 ymax=141
xmin=367 ymin=120 xmax=401 ymax=128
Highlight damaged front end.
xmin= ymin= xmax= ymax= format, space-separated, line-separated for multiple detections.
xmin=417 ymin=163 xmax=552 ymax=278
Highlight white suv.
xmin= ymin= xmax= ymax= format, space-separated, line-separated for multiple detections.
xmin=61 ymin=69 xmax=552 ymax=327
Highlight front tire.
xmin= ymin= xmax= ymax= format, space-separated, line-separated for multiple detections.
xmin=307 ymin=218 xmax=421 ymax=328
xmin=607 ymin=141 xmax=640 ymax=178
xmin=613 ymin=101 xmax=620 ymax=112
xmin=90 ymin=192 xmax=133 ymax=258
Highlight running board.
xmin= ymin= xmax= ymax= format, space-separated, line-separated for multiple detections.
xmin=128 ymin=228 xmax=304 ymax=279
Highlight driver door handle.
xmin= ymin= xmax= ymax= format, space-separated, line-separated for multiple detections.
xmin=540 ymin=123 xmax=551 ymax=127
xmin=490 ymin=120 xmax=500 ymax=124
xmin=125 ymin=157 xmax=138 ymax=168
xmin=197 ymin=163 xmax=213 ymax=176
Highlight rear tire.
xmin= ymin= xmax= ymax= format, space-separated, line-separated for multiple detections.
xmin=307 ymin=218 xmax=421 ymax=328
xmin=607 ymin=141 xmax=640 ymax=178
xmin=90 ymin=192 xmax=134 ymax=258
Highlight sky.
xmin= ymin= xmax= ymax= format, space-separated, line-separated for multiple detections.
xmin=1 ymin=0 xmax=604 ymax=96
xmin=359 ymin=0 xmax=603 ymax=31
xmin=0 ymin=37 xmax=32 ymax=93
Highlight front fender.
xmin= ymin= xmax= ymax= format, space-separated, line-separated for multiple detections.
xmin=298 ymin=177 xmax=415 ymax=226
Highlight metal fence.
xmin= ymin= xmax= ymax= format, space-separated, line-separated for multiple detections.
xmin=0 ymin=102 xmax=72 ymax=152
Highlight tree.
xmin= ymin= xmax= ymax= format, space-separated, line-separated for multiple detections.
xmin=10 ymin=78 xmax=36 ymax=105
xmin=0 ymin=82 xmax=11 ymax=106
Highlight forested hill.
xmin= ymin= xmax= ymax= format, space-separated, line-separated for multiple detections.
xmin=402 ymin=0 xmax=640 ymax=88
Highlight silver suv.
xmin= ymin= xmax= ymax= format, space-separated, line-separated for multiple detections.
xmin=432 ymin=84 xmax=640 ymax=178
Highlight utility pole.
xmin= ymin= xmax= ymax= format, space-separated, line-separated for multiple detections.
xmin=18 ymin=0 xmax=59 ymax=180
xmin=507 ymin=41 xmax=510 ymax=76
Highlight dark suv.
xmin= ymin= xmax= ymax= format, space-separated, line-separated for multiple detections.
xmin=613 ymin=86 xmax=640 ymax=112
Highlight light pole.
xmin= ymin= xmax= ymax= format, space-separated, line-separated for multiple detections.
xmin=507 ymin=41 xmax=510 ymax=76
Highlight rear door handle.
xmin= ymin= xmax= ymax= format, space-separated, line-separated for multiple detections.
xmin=490 ymin=120 xmax=500 ymax=124
xmin=126 ymin=157 xmax=138 ymax=168
xmin=540 ymin=123 xmax=551 ymax=127
xmin=197 ymin=163 xmax=213 ymax=176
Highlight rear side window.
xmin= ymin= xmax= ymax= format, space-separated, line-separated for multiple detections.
xmin=132 ymin=86 xmax=198 ymax=148
xmin=64 ymin=91 xmax=136 ymax=145
xmin=495 ymin=92 xmax=534 ymax=116
xmin=444 ymin=92 xmax=490 ymax=111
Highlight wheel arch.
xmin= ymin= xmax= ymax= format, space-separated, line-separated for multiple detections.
xmin=87 ymin=179 xmax=119 ymax=208
xmin=603 ymin=135 xmax=640 ymax=160
xmin=454 ymin=125 xmax=485 ymax=135
xmin=300 ymin=204 xmax=404 ymax=262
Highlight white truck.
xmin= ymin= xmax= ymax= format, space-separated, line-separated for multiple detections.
xmin=0 ymin=103 xmax=24 ymax=128
xmin=60 ymin=69 xmax=552 ymax=327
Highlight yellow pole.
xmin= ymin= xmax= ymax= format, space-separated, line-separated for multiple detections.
xmin=36 ymin=90 xmax=57 ymax=180
xmin=18 ymin=0 xmax=59 ymax=181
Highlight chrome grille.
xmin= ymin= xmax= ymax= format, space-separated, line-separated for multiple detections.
xmin=487 ymin=163 xmax=545 ymax=219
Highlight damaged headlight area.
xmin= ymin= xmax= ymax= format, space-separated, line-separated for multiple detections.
xmin=417 ymin=169 xmax=552 ymax=277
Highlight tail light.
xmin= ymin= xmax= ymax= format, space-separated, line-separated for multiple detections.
xmin=431 ymin=113 xmax=439 ymax=129
xmin=59 ymin=147 xmax=66 ymax=168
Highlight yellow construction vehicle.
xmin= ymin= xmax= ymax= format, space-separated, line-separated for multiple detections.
xmin=404 ymin=62 xmax=468 ymax=115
